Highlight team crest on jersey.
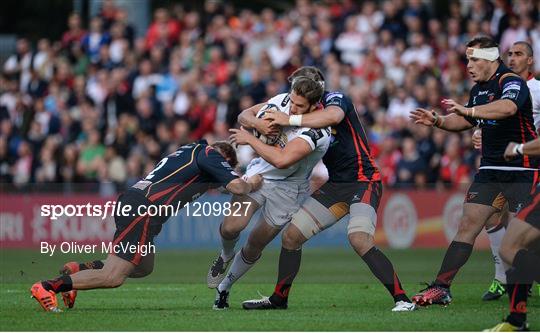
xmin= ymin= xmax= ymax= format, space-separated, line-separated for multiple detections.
xmin=502 ymin=82 xmax=521 ymax=93
xmin=325 ymin=92 xmax=343 ymax=101
xmin=466 ymin=192 xmax=478 ymax=202
xmin=281 ymin=94 xmax=290 ymax=107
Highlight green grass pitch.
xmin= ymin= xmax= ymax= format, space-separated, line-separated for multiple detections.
xmin=0 ymin=248 xmax=538 ymax=331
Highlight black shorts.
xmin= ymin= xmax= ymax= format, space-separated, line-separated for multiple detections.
xmin=465 ymin=169 xmax=538 ymax=213
xmin=516 ymin=185 xmax=540 ymax=229
xmin=311 ymin=181 xmax=382 ymax=219
xmin=112 ymin=190 xmax=162 ymax=265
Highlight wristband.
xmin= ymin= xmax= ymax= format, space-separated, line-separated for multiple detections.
xmin=515 ymin=143 xmax=524 ymax=156
xmin=431 ymin=112 xmax=439 ymax=127
xmin=289 ymin=115 xmax=303 ymax=126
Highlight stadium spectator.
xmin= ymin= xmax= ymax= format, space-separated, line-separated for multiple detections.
xmin=395 ymin=137 xmax=427 ymax=188
xmin=3 ymin=38 xmax=33 ymax=92
xmin=4 ymin=0 xmax=539 ymax=192
xmin=81 ymin=17 xmax=111 ymax=64
xmin=439 ymin=134 xmax=471 ymax=189
xmin=62 ymin=13 xmax=86 ymax=50
xmin=145 ymin=8 xmax=181 ymax=50
xmin=76 ymin=129 xmax=106 ymax=181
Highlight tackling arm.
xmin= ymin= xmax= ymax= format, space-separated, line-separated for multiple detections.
xmin=237 ymin=103 xmax=266 ymax=129
xmin=226 ymin=175 xmax=262 ymax=195
xmin=522 ymin=138 xmax=540 ymax=155
xmin=267 ymin=106 xmax=345 ymax=128
xmin=296 ymin=106 xmax=345 ymax=128
xmin=248 ymin=137 xmax=312 ymax=169
xmin=230 ymin=127 xmax=313 ymax=169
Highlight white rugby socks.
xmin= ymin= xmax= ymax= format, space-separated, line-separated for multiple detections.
xmin=487 ymin=224 xmax=508 ymax=283
xmin=218 ymin=248 xmax=259 ymax=292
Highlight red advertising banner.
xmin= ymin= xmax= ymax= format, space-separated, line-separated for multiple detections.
xmin=0 ymin=194 xmax=116 ymax=248
xmin=376 ymin=191 xmax=489 ymax=249
xmin=0 ymin=191 xmax=489 ymax=249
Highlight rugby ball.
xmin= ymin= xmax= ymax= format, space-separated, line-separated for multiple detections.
xmin=253 ymin=103 xmax=283 ymax=145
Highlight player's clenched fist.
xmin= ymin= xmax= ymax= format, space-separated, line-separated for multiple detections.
xmin=472 ymin=129 xmax=482 ymax=150
xmin=504 ymin=142 xmax=524 ymax=161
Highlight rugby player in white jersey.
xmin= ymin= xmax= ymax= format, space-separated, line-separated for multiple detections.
xmin=206 ymin=70 xmax=331 ymax=309
xmin=472 ymin=41 xmax=540 ymax=301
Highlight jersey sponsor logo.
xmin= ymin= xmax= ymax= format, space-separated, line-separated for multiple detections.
xmin=502 ymin=92 xmax=517 ymax=99
xmin=325 ymin=92 xmax=343 ymax=101
xmin=281 ymin=94 xmax=290 ymax=107
xmin=502 ymin=82 xmax=521 ymax=93
xmin=478 ymin=119 xmax=498 ymax=126
xmin=221 ymin=161 xmax=232 ymax=169
xmin=301 ymin=128 xmax=324 ymax=146
xmin=326 ymin=100 xmax=341 ymax=107
xmin=383 ymin=194 xmax=417 ymax=249
xmin=466 ymin=192 xmax=477 ymax=201
xmin=473 ymin=92 xmax=496 ymax=104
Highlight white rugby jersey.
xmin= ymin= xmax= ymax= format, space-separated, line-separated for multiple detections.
xmin=527 ymin=76 xmax=540 ymax=132
xmin=245 ymin=93 xmax=331 ymax=180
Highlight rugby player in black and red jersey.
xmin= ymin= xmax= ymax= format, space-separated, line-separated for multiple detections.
xmin=240 ymin=66 xmax=416 ymax=312
xmin=472 ymin=41 xmax=540 ymax=301
xmin=30 ymin=140 xmax=262 ymax=312
xmin=410 ymin=36 xmax=538 ymax=308
xmin=485 ymin=139 xmax=540 ymax=331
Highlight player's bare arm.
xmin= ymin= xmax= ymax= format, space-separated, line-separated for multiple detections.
xmin=265 ymin=105 xmax=345 ymax=128
xmin=410 ymin=108 xmax=474 ymax=132
xmin=229 ymin=127 xmax=313 ymax=169
xmin=226 ymin=175 xmax=263 ymax=195
xmin=504 ymin=139 xmax=540 ymax=161
xmin=443 ymin=98 xmax=517 ymax=120
xmin=238 ymin=103 xmax=279 ymax=136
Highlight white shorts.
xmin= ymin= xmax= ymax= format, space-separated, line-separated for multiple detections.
xmin=247 ymin=180 xmax=310 ymax=228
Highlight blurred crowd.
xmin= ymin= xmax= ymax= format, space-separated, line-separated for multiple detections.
xmin=1 ymin=0 xmax=540 ymax=193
